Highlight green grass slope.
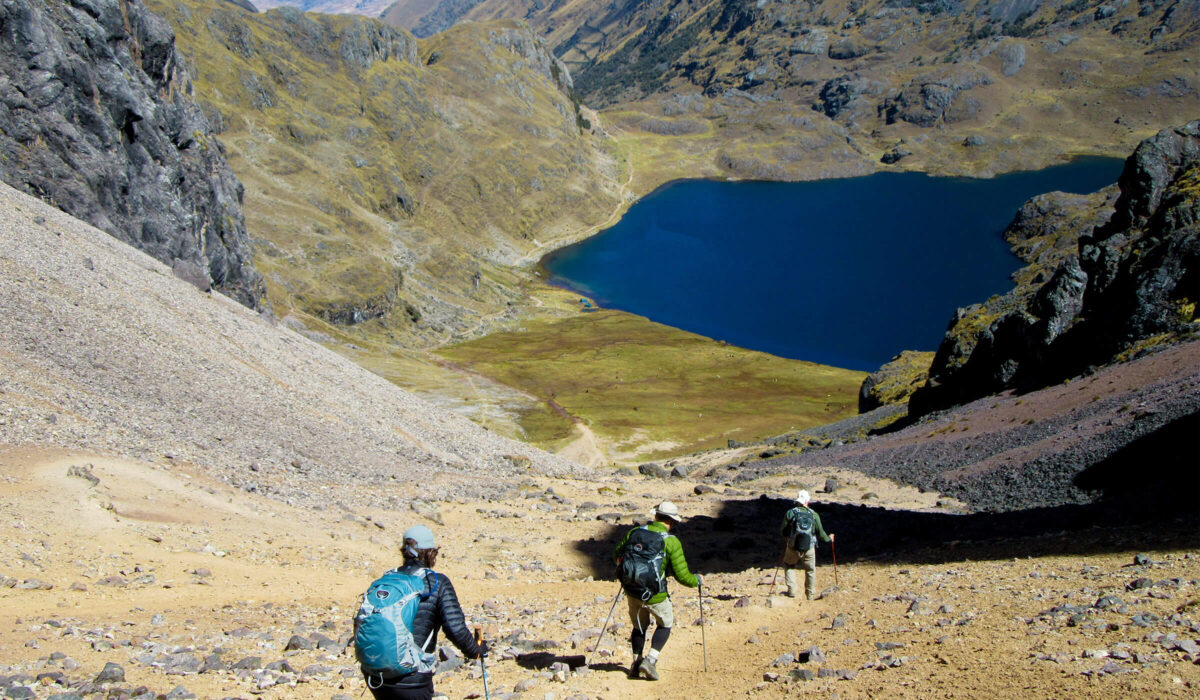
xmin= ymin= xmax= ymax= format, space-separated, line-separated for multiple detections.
xmin=438 ymin=309 xmax=866 ymax=462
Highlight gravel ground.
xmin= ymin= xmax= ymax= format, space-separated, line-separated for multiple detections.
xmin=0 ymin=181 xmax=590 ymax=509
xmin=743 ymin=340 xmax=1200 ymax=513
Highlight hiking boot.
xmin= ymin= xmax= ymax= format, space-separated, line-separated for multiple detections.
xmin=637 ymin=656 xmax=659 ymax=681
xmin=628 ymin=657 xmax=642 ymax=679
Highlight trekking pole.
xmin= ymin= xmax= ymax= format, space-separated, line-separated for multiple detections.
xmin=699 ymin=581 xmax=708 ymax=672
xmin=767 ymin=544 xmax=786 ymax=593
xmin=831 ymin=536 xmax=839 ymax=587
xmin=474 ymin=627 xmax=491 ymax=700
xmin=587 ymin=585 xmax=624 ymax=667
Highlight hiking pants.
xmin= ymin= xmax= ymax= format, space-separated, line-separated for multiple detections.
xmin=627 ymin=596 xmax=674 ymax=630
xmin=627 ymin=596 xmax=674 ymax=656
xmin=783 ymin=546 xmax=817 ymax=599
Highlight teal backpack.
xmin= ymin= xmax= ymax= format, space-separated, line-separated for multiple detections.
xmin=354 ymin=568 xmax=439 ymax=681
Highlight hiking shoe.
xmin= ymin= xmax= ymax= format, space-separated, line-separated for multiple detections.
xmin=637 ymin=657 xmax=659 ymax=681
xmin=628 ymin=657 xmax=642 ymax=679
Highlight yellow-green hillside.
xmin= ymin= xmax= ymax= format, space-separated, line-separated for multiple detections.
xmin=152 ymin=0 xmax=626 ymax=348
xmin=445 ymin=0 xmax=1199 ymax=184
xmin=149 ymin=0 xmax=873 ymax=466
xmin=438 ymin=309 xmax=866 ymax=463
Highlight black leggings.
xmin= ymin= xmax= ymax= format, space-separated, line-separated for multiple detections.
xmin=364 ymin=672 xmax=434 ymax=700
xmin=631 ymin=626 xmax=672 ymax=656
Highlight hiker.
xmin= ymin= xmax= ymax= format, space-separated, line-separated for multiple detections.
xmin=780 ymin=490 xmax=834 ymax=600
xmin=354 ymin=525 xmax=486 ymax=700
xmin=613 ymin=500 xmax=703 ymax=681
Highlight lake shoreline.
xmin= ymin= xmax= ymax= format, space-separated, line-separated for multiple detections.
xmin=537 ymin=156 xmax=1126 ymax=372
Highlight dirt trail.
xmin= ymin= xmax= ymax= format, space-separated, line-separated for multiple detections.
xmin=557 ymin=419 xmax=607 ymax=468
xmin=2 ymin=447 xmax=1196 ymax=699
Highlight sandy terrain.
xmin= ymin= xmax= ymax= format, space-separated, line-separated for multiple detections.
xmin=2 ymin=446 xmax=1198 ymax=699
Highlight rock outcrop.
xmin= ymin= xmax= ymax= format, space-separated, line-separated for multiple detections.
xmin=911 ymin=122 xmax=1200 ymax=416
xmin=0 ymin=0 xmax=264 ymax=309
xmin=859 ymin=351 xmax=935 ymax=413
xmin=882 ymin=67 xmax=993 ymax=127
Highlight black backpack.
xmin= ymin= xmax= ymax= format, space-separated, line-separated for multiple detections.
xmin=787 ymin=507 xmax=816 ymax=551
xmin=617 ymin=526 xmax=668 ymax=601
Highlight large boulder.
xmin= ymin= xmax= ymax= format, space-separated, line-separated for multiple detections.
xmin=882 ymin=66 xmax=992 ymax=127
xmin=0 ymin=0 xmax=264 ymax=308
xmin=816 ymin=74 xmax=886 ymax=124
xmin=789 ymin=28 xmax=829 ymax=56
xmin=991 ymin=40 xmax=1026 ymax=77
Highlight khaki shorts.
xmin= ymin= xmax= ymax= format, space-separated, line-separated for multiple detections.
xmin=627 ymin=595 xmax=674 ymax=630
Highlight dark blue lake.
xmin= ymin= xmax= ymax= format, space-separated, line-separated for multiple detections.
xmin=541 ymin=157 xmax=1125 ymax=371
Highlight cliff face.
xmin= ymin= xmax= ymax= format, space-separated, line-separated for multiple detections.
xmin=0 ymin=0 xmax=264 ymax=309
xmin=911 ymin=121 xmax=1200 ymax=415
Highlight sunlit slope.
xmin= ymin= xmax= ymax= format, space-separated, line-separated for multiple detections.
xmin=438 ymin=309 xmax=866 ymax=462
xmin=431 ymin=0 xmax=1200 ymax=184
xmin=151 ymin=0 xmax=625 ymax=348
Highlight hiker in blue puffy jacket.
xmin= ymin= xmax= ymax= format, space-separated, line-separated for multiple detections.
xmin=356 ymin=525 xmax=485 ymax=700
xmin=780 ymin=490 xmax=833 ymax=600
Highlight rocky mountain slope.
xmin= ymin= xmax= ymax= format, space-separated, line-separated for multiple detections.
xmin=0 ymin=180 xmax=584 ymax=508
xmin=741 ymin=337 xmax=1200 ymax=513
xmin=147 ymin=0 xmax=624 ymax=349
xmin=0 ymin=0 xmax=265 ymax=308
xmin=911 ymin=120 xmax=1200 ymax=415
xmin=389 ymin=0 xmax=1199 ymax=182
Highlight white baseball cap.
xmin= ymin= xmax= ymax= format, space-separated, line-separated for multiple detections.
xmin=655 ymin=501 xmax=682 ymax=522
xmin=795 ymin=490 xmax=811 ymax=506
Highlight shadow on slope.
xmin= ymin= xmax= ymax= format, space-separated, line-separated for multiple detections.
xmin=572 ymin=414 xmax=1198 ymax=579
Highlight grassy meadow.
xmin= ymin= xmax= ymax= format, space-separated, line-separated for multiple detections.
xmin=438 ymin=308 xmax=866 ymax=462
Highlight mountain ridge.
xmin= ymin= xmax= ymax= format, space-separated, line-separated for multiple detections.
xmin=382 ymin=0 xmax=1199 ymax=184
xmin=148 ymin=0 xmax=624 ymax=350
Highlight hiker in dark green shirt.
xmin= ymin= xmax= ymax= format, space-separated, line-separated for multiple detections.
xmin=613 ymin=501 xmax=702 ymax=681
xmin=780 ymin=490 xmax=833 ymax=600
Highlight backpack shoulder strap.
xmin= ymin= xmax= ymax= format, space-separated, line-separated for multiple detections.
xmin=422 ymin=569 xmax=440 ymax=598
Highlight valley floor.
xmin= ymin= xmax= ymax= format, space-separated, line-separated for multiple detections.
xmin=2 ymin=448 xmax=1197 ymax=699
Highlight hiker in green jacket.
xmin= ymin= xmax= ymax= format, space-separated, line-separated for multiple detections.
xmin=780 ymin=490 xmax=834 ymax=600
xmin=613 ymin=501 xmax=703 ymax=681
